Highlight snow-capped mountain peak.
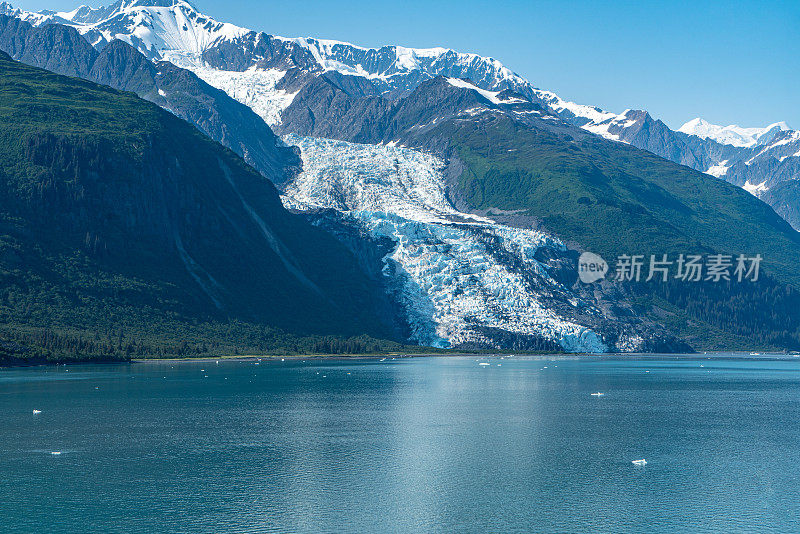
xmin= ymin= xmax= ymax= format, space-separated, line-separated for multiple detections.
xmin=1 ymin=0 xmax=533 ymax=95
xmin=678 ymin=117 xmax=792 ymax=148
xmin=3 ymin=0 xmax=250 ymax=58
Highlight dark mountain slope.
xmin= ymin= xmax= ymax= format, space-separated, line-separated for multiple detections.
xmin=0 ymin=15 xmax=300 ymax=183
xmin=761 ymin=180 xmax=800 ymax=231
xmin=0 ymin=53 xmax=401 ymax=361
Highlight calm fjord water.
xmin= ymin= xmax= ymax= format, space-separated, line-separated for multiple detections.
xmin=1 ymin=356 xmax=799 ymax=533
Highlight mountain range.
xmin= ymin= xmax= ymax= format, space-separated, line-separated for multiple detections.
xmin=1 ymin=0 xmax=798 ymax=357
xmin=7 ymin=0 xmax=796 ymax=228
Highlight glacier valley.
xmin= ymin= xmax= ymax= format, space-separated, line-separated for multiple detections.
xmin=281 ymin=136 xmax=608 ymax=352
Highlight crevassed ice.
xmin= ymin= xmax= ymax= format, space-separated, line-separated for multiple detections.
xmin=189 ymin=65 xmax=297 ymax=126
xmin=281 ymin=136 xmax=607 ymax=353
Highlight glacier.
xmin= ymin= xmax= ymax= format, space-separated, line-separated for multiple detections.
xmin=281 ymin=136 xmax=608 ymax=353
xmin=189 ymin=65 xmax=296 ymax=126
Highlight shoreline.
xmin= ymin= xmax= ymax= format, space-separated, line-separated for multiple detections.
xmin=3 ymin=351 xmax=798 ymax=369
xmin=132 ymin=351 xmax=799 ymax=364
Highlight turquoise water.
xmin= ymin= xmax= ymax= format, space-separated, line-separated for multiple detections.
xmin=1 ymin=355 xmax=799 ymax=533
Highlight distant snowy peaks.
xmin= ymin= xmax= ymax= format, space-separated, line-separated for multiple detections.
xmin=678 ymin=117 xmax=792 ymax=148
xmin=0 ymin=1 xmax=20 ymax=15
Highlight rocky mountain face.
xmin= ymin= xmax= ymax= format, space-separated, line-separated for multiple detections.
xmin=0 ymin=53 xmax=401 ymax=357
xmin=0 ymin=14 xmax=300 ymax=182
xmin=762 ymin=180 xmax=800 ymax=230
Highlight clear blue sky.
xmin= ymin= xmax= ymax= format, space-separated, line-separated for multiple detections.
xmin=14 ymin=0 xmax=800 ymax=129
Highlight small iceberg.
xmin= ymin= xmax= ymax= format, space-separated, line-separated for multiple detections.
xmin=590 ymin=392 xmax=604 ymax=397
xmin=32 ymin=409 xmax=42 ymax=414
xmin=631 ymin=459 xmax=647 ymax=466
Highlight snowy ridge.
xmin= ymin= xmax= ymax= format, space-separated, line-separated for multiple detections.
xmin=534 ymin=90 xmax=647 ymax=143
xmin=533 ymin=88 xmax=618 ymax=127
xmin=445 ymin=78 xmax=526 ymax=106
xmin=292 ymin=37 xmax=529 ymax=89
xmin=3 ymin=0 xmax=531 ymax=91
xmin=580 ymin=110 xmax=641 ymax=142
xmin=678 ymin=118 xmax=791 ymax=148
xmin=14 ymin=0 xmax=250 ymax=57
xmin=282 ymin=136 xmax=607 ymax=352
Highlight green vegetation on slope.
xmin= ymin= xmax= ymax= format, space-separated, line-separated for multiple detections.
xmin=0 ymin=52 xmax=406 ymax=363
xmin=439 ymin=114 xmax=800 ymax=350
xmin=449 ymin=116 xmax=800 ymax=268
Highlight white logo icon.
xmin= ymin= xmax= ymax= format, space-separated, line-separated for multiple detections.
xmin=578 ymin=252 xmax=608 ymax=283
